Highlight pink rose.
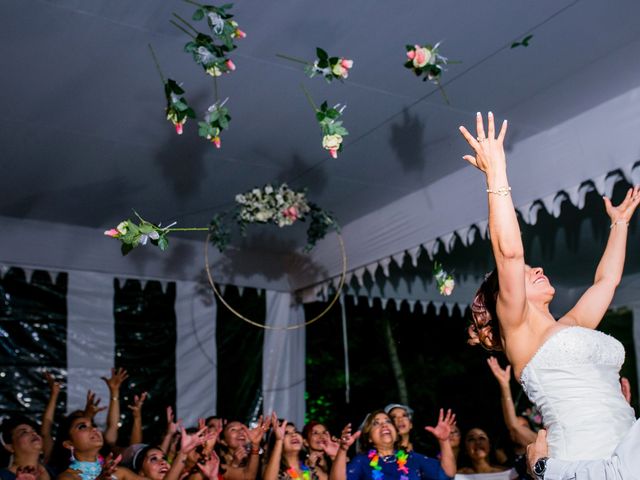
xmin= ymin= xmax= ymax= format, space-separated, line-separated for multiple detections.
xmin=104 ymin=229 xmax=119 ymax=238
xmin=412 ymin=46 xmax=432 ymax=68
xmin=406 ymin=50 xmax=416 ymax=60
xmin=329 ymin=148 xmax=338 ymax=159
xmin=212 ymin=136 xmax=221 ymax=149
xmin=226 ymin=59 xmax=236 ymax=71
xmin=175 ymin=123 xmax=184 ymax=135
xmin=283 ymin=206 xmax=299 ymax=221
xmin=235 ymin=29 xmax=246 ymax=39
xmin=341 ymin=59 xmax=353 ymax=69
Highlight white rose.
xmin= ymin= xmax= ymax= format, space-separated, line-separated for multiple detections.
xmin=235 ymin=194 xmax=246 ymax=203
xmin=332 ymin=63 xmax=346 ymax=78
xmin=322 ymin=134 xmax=343 ymax=151
xmin=117 ymin=221 xmax=129 ymax=235
xmin=252 ymin=188 xmax=261 ymax=196
xmin=264 ymin=185 xmax=273 ymax=194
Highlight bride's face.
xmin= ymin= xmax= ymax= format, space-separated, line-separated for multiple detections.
xmin=524 ymin=265 xmax=555 ymax=303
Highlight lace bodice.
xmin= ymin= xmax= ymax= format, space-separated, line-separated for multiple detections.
xmin=520 ymin=326 xmax=636 ymax=460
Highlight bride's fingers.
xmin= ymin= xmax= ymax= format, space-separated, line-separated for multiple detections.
xmin=459 ymin=126 xmax=481 ymax=150
xmin=487 ymin=111 xmax=495 ymax=139
xmin=497 ymin=119 xmax=508 ymax=143
xmin=476 ymin=112 xmax=486 ymax=140
xmin=462 ymin=155 xmax=478 ymax=168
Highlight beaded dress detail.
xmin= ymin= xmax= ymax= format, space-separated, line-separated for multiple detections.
xmin=520 ymin=326 xmax=636 ymax=460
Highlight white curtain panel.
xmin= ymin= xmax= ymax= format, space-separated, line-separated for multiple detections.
xmin=66 ymin=271 xmax=116 ymax=424
xmin=263 ymin=291 xmax=306 ymax=427
xmin=175 ymin=280 xmax=217 ymax=425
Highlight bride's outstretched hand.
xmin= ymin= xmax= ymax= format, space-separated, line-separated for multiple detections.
xmin=603 ymin=185 xmax=640 ymax=225
xmin=459 ymin=112 xmax=508 ymax=175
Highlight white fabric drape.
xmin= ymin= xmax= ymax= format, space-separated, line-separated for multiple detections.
xmin=262 ymin=291 xmax=305 ymax=427
xmin=633 ymin=304 xmax=640 ymax=397
xmin=175 ymin=281 xmax=217 ymax=425
xmin=66 ymin=271 xmax=115 ymax=420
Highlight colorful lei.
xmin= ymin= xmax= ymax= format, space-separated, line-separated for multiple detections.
xmin=287 ymin=463 xmax=311 ymax=480
xmin=367 ymin=450 xmax=409 ymax=480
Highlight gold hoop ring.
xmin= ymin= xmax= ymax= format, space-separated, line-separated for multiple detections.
xmin=204 ymin=233 xmax=347 ymax=330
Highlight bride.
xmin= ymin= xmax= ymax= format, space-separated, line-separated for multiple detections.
xmin=458 ymin=112 xmax=639 ymax=466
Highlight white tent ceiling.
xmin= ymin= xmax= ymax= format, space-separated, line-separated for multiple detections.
xmin=2 ymin=0 xmax=640 ymax=311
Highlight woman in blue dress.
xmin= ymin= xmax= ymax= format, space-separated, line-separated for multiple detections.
xmin=330 ymin=410 xmax=455 ymax=480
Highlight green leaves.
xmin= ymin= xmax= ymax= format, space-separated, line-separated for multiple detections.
xmin=511 ymin=34 xmax=533 ymax=49
xmin=198 ymin=100 xmax=232 ymax=145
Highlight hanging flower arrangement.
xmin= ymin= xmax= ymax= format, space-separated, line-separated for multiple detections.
xmin=105 ymin=185 xmax=339 ymax=255
xmin=164 ymin=79 xmax=196 ymax=135
xmin=301 ymin=87 xmax=349 ymax=158
xmin=277 ymin=48 xmax=354 ymax=83
xmin=433 ymin=261 xmax=455 ymax=296
xmin=212 ymin=183 xmax=338 ymax=251
xmin=187 ymin=1 xmax=246 ymax=49
xmin=198 ymin=98 xmax=231 ymax=148
xmin=404 ymin=42 xmax=457 ymax=103
xmin=316 ymin=102 xmax=349 ymax=158
xmin=104 ymin=214 xmax=179 ymax=255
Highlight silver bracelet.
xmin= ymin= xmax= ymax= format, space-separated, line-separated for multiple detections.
xmin=610 ymin=220 xmax=629 ymax=229
xmin=486 ymin=186 xmax=511 ymax=196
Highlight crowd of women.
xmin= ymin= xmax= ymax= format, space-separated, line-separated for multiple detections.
xmin=0 ymin=358 xmax=547 ymax=480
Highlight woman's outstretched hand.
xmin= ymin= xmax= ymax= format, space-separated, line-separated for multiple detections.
xmin=487 ymin=356 xmax=511 ymax=388
xmin=425 ymin=408 xmax=456 ymax=442
xmin=603 ymin=186 xmax=640 ymax=225
xmin=459 ymin=112 xmax=508 ymax=175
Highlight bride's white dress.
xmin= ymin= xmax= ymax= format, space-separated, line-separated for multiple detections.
xmin=520 ymin=326 xmax=637 ymax=461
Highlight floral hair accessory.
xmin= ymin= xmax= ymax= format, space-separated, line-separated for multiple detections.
xmin=277 ymin=48 xmax=353 ymax=83
xmin=433 ymin=261 xmax=455 ymax=296
xmin=404 ymin=42 xmax=457 ymax=103
xmin=198 ymin=98 xmax=231 ymax=148
xmin=186 ymin=1 xmax=246 ymax=50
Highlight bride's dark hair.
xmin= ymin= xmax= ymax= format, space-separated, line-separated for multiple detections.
xmin=468 ymin=269 xmax=502 ymax=351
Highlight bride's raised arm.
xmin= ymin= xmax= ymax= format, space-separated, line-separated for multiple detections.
xmin=561 ymin=185 xmax=640 ymax=329
xmin=459 ymin=112 xmax=527 ymax=331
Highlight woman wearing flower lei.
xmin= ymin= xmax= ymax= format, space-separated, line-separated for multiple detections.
xmin=330 ymin=410 xmax=455 ymax=480
xmin=264 ymin=415 xmax=316 ymax=480
xmin=301 ymin=421 xmax=339 ymax=480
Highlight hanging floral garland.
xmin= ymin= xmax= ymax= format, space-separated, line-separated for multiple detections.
xmin=404 ymin=42 xmax=458 ymax=104
xmin=277 ymin=48 xmax=354 ymax=83
xmin=104 ymin=184 xmax=338 ymax=255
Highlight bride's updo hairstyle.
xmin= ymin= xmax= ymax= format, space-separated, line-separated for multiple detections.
xmin=468 ymin=269 xmax=502 ymax=351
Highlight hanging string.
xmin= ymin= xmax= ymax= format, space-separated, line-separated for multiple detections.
xmin=339 ymin=293 xmax=351 ymax=404
xmin=147 ymin=44 xmax=166 ymax=84
xmin=300 ymin=84 xmax=318 ymax=111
